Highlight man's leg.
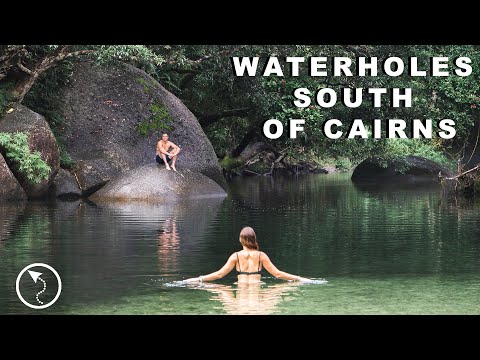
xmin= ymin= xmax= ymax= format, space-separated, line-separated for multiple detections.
xmin=162 ymin=154 xmax=172 ymax=170
xmin=171 ymin=155 xmax=177 ymax=171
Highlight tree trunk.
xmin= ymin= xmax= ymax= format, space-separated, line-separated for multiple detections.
xmin=231 ymin=125 xmax=258 ymax=157
xmin=221 ymin=118 xmax=296 ymax=175
xmin=221 ymin=141 xmax=295 ymax=175
xmin=221 ymin=142 xmax=271 ymax=172
xmin=13 ymin=72 xmax=40 ymax=103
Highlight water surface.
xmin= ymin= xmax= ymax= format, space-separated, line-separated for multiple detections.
xmin=1 ymin=173 xmax=479 ymax=314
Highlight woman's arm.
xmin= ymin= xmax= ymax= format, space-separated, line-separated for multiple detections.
xmin=184 ymin=254 xmax=237 ymax=283
xmin=261 ymin=252 xmax=310 ymax=281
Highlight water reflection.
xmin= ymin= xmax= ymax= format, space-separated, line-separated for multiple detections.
xmin=352 ymin=179 xmax=442 ymax=193
xmin=0 ymin=202 xmax=26 ymax=243
xmin=0 ymin=198 xmax=224 ymax=313
xmin=200 ymin=282 xmax=302 ymax=315
xmin=87 ymin=198 xmax=225 ymax=278
xmin=2 ymin=173 xmax=480 ymax=314
xmin=157 ymin=217 xmax=180 ymax=275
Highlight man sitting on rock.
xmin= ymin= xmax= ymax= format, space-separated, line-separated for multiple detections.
xmin=156 ymin=133 xmax=181 ymax=171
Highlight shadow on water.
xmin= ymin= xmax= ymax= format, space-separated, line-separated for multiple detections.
xmin=352 ymin=179 xmax=442 ymax=194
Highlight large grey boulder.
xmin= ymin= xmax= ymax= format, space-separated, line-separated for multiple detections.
xmin=0 ymin=153 xmax=27 ymax=200
xmin=0 ymin=105 xmax=60 ymax=198
xmin=51 ymin=168 xmax=82 ymax=200
xmin=90 ymin=164 xmax=227 ymax=202
xmin=352 ymin=156 xmax=453 ymax=184
xmin=58 ymin=61 xmax=226 ymax=196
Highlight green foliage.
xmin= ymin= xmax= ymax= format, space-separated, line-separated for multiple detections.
xmin=58 ymin=144 xmax=76 ymax=169
xmin=0 ymin=82 xmax=13 ymax=115
xmin=381 ymin=139 xmax=455 ymax=170
xmin=137 ymin=77 xmax=151 ymax=93
xmin=0 ymin=132 xmax=51 ymax=184
xmin=335 ymin=157 xmax=353 ymax=172
xmin=137 ymin=103 xmax=173 ymax=137
xmin=5 ymin=44 xmax=479 ymax=179
xmin=23 ymin=61 xmax=78 ymax=169
xmin=220 ymin=155 xmax=243 ymax=171
xmin=94 ymin=45 xmax=164 ymax=74
xmin=151 ymin=45 xmax=480 ymax=168
xmin=24 ymin=61 xmax=73 ymax=134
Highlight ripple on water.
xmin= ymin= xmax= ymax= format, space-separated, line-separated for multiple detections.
xmin=2 ymin=173 xmax=480 ymax=314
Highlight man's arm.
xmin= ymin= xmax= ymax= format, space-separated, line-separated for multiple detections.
xmin=169 ymin=142 xmax=181 ymax=156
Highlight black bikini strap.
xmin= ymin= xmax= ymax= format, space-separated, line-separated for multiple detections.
xmin=258 ymin=251 xmax=262 ymax=271
xmin=236 ymin=252 xmax=241 ymax=272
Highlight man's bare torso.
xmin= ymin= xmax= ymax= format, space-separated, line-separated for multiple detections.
xmin=157 ymin=140 xmax=172 ymax=154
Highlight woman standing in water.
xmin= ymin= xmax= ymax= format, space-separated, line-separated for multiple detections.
xmin=185 ymin=227 xmax=311 ymax=284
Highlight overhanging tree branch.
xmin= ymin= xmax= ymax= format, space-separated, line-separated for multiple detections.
xmin=446 ymin=163 xmax=480 ymax=180
xmin=198 ymin=107 xmax=252 ymax=127
xmin=12 ymin=46 xmax=95 ymax=103
xmin=16 ymin=59 xmax=33 ymax=75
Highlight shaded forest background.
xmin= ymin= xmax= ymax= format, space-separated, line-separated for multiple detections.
xmin=1 ymin=45 xmax=479 ymax=177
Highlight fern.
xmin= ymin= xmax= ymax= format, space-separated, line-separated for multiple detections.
xmin=0 ymin=132 xmax=51 ymax=184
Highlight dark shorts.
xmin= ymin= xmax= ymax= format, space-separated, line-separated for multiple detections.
xmin=156 ymin=154 xmax=172 ymax=164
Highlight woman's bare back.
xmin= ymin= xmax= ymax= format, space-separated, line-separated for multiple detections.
xmin=236 ymin=250 xmax=262 ymax=272
xmin=236 ymin=250 xmax=262 ymax=283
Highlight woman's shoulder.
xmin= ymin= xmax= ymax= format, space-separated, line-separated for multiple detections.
xmin=259 ymin=251 xmax=269 ymax=259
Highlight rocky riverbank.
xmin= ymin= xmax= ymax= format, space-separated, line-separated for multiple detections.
xmin=0 ymin=62 xmax=226 ymax=202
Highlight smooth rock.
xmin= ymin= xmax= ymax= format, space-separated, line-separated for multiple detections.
xmin=352 ymin=156 xmax=453 ymax=184
xmin=51 ymin=168 xmax=82 ymax=200
xmin=90 ymin=164 xmax=227 ymax=202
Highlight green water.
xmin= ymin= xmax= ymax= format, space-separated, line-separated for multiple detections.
xmin=1 ymin=173 xmax=480 ymax=314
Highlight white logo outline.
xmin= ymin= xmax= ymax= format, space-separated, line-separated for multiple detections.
xmin=16 ymin=263 xmax=62 ymax=310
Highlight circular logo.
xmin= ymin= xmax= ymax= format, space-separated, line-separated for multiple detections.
xmin=16 ymin=263 xmax=62 ymax=310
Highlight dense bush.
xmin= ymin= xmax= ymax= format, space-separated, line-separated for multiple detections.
xmin=0 ymin=132 xmax=51 ymax=183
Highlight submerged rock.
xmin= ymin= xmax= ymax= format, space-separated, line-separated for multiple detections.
xmin=0 ymin=153 xmax=27 ymax=200
xmin=0 ymin=105 xmax=60 ymax=198
xmin=89 ymin=164 xmax=227 ymax=202
xmin=351 ymin=156 xmax=453 ymax=184
xmin=58 ymin=61 xmax=226 ymax=195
